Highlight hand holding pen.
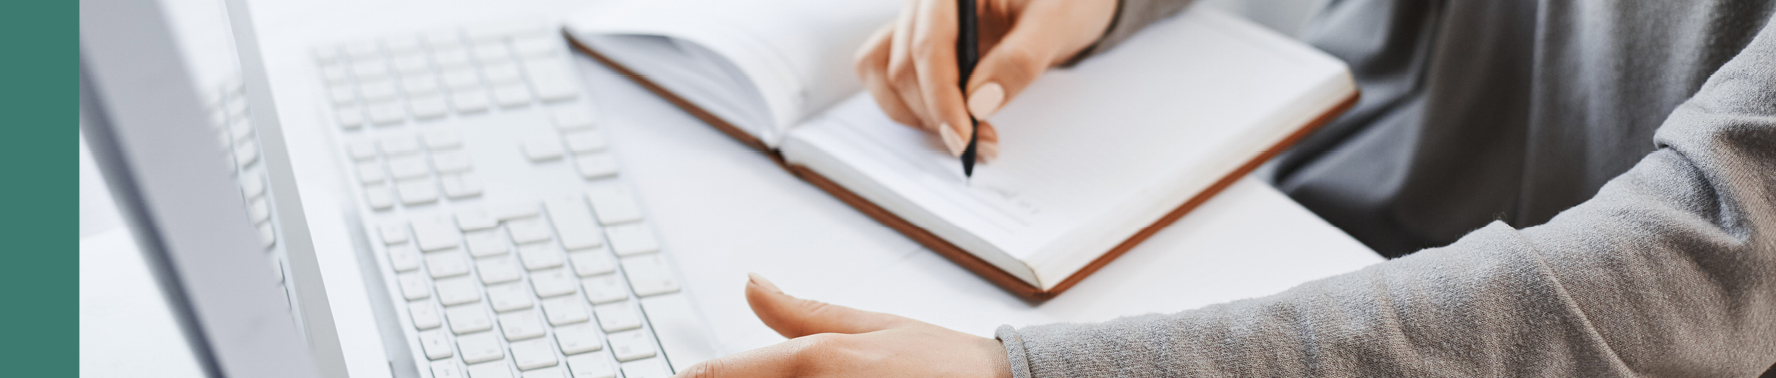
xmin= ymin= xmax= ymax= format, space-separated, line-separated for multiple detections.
xmin=852 ymin=0 xmax=1119 ymax=165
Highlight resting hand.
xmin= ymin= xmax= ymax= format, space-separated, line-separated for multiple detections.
xmin=673 ymin=274 xmax=1011 ymax=378
xmin=853 ymin=0 xmax=1118 ymax=161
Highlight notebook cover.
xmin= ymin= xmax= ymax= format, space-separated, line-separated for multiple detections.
xmin=566 ymin=31 xmax=1359 ymax=302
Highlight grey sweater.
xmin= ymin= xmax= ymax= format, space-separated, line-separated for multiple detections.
xmin=998 ymin=1 xmax=1776 ymax=376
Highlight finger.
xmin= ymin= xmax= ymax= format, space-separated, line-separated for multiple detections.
xmin=672 ymin=337 xmax=805 ymax=378
xmin=964 ymin=1 xmax=1109 ymax=120
xmin=856 ymin=24 xmax=924 ymax=128
xmin=909 ymin=0 xmax=973 ymax=157
xmin=976 ymin=120 xmax=999 ymax=162
xmin=886 ymin=0 xmax=936 ymax=130
xmin=745 ymin=273 xmax=908 ymax=338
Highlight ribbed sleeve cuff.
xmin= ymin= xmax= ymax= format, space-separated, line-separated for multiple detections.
xmin=995 ymin=325 xmax=1035 ymax=378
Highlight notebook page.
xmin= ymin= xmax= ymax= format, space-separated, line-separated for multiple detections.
xmin=780 ymin=8 xmax=1353 ymax=289
xmin=565 ymin=0 xmax=897 ymax=144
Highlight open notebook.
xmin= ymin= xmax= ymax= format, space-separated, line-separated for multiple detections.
xmin=564 ymin=0 xmax=1357 ymax=301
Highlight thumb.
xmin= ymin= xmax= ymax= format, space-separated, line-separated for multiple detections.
xmin=744 ymin=273 xmax=908 ymax=339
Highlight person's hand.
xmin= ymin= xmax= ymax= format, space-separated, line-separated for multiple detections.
xmin=854 ymin=0 xmax=1118 ymax=161
xmin=674 ymin=274 xmax=1013 ymax=378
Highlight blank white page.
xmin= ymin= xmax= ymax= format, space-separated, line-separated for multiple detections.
xmin=565 ymin=0 xmax=897 ymax=143
xmin=780 ymin=8 xmax=1354 ymax=289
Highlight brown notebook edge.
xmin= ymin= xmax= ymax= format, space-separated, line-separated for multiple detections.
xmin=566 ymin=31 xmax=1358 ymax=302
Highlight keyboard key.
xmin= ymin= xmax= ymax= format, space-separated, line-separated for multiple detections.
xmin=248 ymin=197 xmax=271 ymax=223
xmin=434 ymin=276 xmax=481 ymax=306
xmin=640 ymin=294 xmax=719 ymax=371
xmin=566 ymin=352 xmax=617 ymax=378
xmin=508 ymin=218 xmax=553 ymax=244
xmin=351 ymin=59 xmax=390 ymax=80
xmin=412 ymin=216 xmax=462 ymax=251
xmin=603 ymin=224 xmax=659 ymax=256
xmin=620 ymin=254 xmax=679 ymax=297
xmin=487 ymin=284 xmax=534 ymax=313
xmin=605 ymin=329 xmax=655 ymax=361
xmin=329 ymin=85 xmax=358 ymax=106
xmin=467 ymin=360 xmax=514 ymax=378
xmin=553 ymin=323 xmax=601 ymax=354
xmin=411 ymin=300 xmax=443 ymax=330
xmin=446 ymin=304 xmax=494 ymax=334
xmin=256 ymin=223 xmax=276 ymax=249
xmin=512 ymin=37 xmax=558 ymax=58
xmin=337 ymin=106 xmax=365 ymax=130
xmin=347 ymin=140 xmax=378 ymax=161
xmin=234 ymin=142 xmax=260 ymax=169
xmin=562 ymin=132 xmax=606 ymax=154
xmin=584 ymin=185 xmax=643 ymax=225
xmin=419 ymin=329 xmax=454 ymax=360
xmin=580 ymin=274 xmax=628 ymax=304
xmin=241 ymin=174 xmax=267 ymax=199
xmin=473 ymin=42 xmax=512 ymax=63
xmin=360 ymin=79 xmax=399 ymax=101
xmin=388 ymin=243 xmax=422 ymax=272
xmin=573 ymin=154 xmax=619 ymax=179
xmin=493 ymin=202 xmax=540 ymax=221
xmin=594 ymin=302 xmax=642 ymax=332
xmin=457 ymin=332 xmax=506 ymax=364
xmin=476 ymin=256 xmax=524 ymax=285
xmin=357 ymin=161 xmax=388 ymax=184
xmin=465 ymin=230 xmax=511 ymax=257
xmin=484 ymin=63 xmax=523 ymax=84
xmin=381 ymin=135 xmax=422 ymax=156
xmin=509 ymin=339 xmax=558 ymax=370
xmin=522 ymin=137 xmax=564 ymax=162
xmin=368 ymin=101 xmax=407 ymax=125
xmin=545 ymin=197 xmax=605 ymax=251
xmin=365 ymin=184 xmax=395 ymax=210
xmin=619 ymin=358 xmax=671 ymax=378
xmin=541 ymin=296 xmax=590 ymax=326
xmin=426 ymin=251 xmax=471 ymax=278
xmin=551 ymin=108 xmax=595 ymax=131
xmin=443 ymin=69 xmax=481 ymax=89
xmin=432 ymin=150 xmax=474 ymax=173
xmin=398 ymin=272 xmax=431 ymax=300
xmin=443 ymin=173 xmax=485 ymax=199
xmin=500 ymin=310 xmax=548 ymax=341
xmin=424 ymin=129 xmax=465 ymax=150
xmin=392 ymin=54 xmax=431 ymax=74
xmin=389 ymin=155 xmax=431 ymax=179
xmin=432 ymin=360 xmax=465 ymax=378
xmin=433 ymin=48 xmax=474 ymax=69
xmin=381 ymin=222 xmax=412 ymax=244
xmin=530 ymin=268 xmax=578 ymax=298
xmin=493 ymin=84 xmax=533 ymax=108
xmin=567 ymin=249 xmax=616 ymax=277
xmin=519 ymin=244 xmax=565 ymax=271
xmin=451 ymin=91 xmax=492 ymax=113
xmin=457 ymin=208 xmax=499 ymax=231
xmin=411 ymin=95 xmax=450 ymax=120
xmin=521 ymin=366 xmax=566 ymax=378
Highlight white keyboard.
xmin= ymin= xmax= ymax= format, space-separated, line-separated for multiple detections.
xmin=312 ymin=20 xmax=718 ymax=378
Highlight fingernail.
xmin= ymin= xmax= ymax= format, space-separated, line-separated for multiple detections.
xmin=747 ymin=272 xmax=783 ymax=294
xmin=968 ymin=82 xmax=1004 ymax=119
xmin=939 ymin=124 xmax=966 ymax=157
xmin=979 ymin=140 xmax=999 ymax=162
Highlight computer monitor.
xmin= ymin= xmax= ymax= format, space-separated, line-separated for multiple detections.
xmin=79 ymin=0 xmax=345 ymax=376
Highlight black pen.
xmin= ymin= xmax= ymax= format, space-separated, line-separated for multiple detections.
xmin=957 ymin=0 xmax=980 ymax=179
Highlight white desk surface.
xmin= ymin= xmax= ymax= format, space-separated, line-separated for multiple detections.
xmin=79 ymin=1 xmax=1383 ymax=376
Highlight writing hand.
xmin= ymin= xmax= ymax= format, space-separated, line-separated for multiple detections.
xmin=853 ymin=0 xmax=1118 ymax=161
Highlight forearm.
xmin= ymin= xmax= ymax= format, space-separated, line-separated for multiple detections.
xmin=1001 ymin=16 xmax=1776 ymax=378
